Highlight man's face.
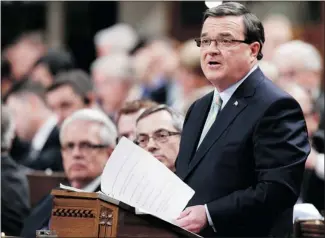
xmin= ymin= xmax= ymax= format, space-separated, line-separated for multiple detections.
xmin=277 ymin=67 xmax=321 ymax=98
xmin=46 ymin=85 xmax=86 ymax=127
xmin=117 ymin=110 xmax=143 ymax=142
xmin=200 ymin=16 xmax=256 ymax=90
xmin=61 ymin=120 xmax=112 ymax=188
xmin=136 ymin=110 xmax=181 ymax=172
xmin=30 ymin=63 xmax=53 ymax=87
xmin=92 ymin=71 xmax=129 ymax=115
xmin=6 ymin=95 xmax=35 ymax=141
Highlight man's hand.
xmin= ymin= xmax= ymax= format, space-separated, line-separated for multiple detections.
xmin=305 ymin=147 xmax=318 ymax=170
xmin=174 ymin=205 xmax=208 ymax=233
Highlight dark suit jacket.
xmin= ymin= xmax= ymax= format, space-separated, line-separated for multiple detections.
xmin=1 ymin=154 xmax=30 ymax=236
xmin=175 ymin=68 xmax=310 ymax=237
xmin=24 ymin=126 xmax=63 ymax=171
xmin=21 ymin=184 xmax=101 ymax=238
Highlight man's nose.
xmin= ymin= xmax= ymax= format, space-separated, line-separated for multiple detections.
xmin=71 ymin=145 xmax=82 ymax=158
xmin=146 ymin=137 xmax=158 ymax=152
xmin=207 ymin=42 xmax=221 ymax=54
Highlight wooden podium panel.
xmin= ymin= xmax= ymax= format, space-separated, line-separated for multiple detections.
xmin=50 ymin=189 xmax=196 ymax=238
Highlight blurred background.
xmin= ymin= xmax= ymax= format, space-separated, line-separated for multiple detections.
xmin=1 ymin=1 xmax=324 ymax=236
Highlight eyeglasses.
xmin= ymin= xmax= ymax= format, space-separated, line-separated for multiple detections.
xmin=194 ymin=37 xmax=249 ymax=48
xmin=61 ymin=141 xmax=108 ymax=154
xmin=135 ymin=129 xmax=180 ymax=147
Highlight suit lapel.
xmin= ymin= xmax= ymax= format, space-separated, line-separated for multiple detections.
xmin=183 ymin=68 xmax=264 ymax=180
xmin=176 ymin=92 xmax=213 ymax=180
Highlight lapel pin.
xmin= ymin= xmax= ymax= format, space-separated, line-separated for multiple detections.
xmin=234 ymin=101 xmax=238 ymax=106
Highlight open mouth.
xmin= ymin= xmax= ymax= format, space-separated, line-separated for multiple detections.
xmin=208 ymin=61 xmax=220 ymax=65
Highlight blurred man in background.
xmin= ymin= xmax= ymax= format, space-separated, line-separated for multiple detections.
xmin=262 ymin=14 xmax=293 ymax=61
xmin=21 ymin=108 xmax=117 ymax=238
xmin=4 ymin=80 xmax=62 ymax=171
xmin=91 ymin=53 xmax=140 ymax=118
xmin=30 ymin=49 xmax=75 ymax=87
xmin=46 ymin=69 xmax=95 ymax=127
xmin=132 ymin=39 xmax=180 ymax=105
xmin=135 ymin=105 xmax=184 ymax=172
xmin=94 ymin=23 xmax=139 ymax=57
xmin=116 ymin=99 xmax=158 ymax=142
xmin=272 ymin=40 xmax=323 ymax=103
xmin=173 ymin=38 xmax=213 ymax=114
xmin=3 ymin=31 xmax=47 ymax=81
xmin=1 ymin=105 xmax=30 ymax=236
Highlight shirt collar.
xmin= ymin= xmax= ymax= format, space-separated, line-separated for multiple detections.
xmin=214 ymin=64 xmax=258 ymax=109
xmin=32 ymin=115 xmax=58 ymax=151
xmin=81 ymin=176 xmax=102 ymax=192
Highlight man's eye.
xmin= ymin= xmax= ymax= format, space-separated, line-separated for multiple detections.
xmin=221 ymin=39 xmax=232 ymax=43
xmin=202 ymin=39 xmax=210 ymax=44
xmin=138 ymin=138 xmax=146 ymax=143
xmin=157 ymin=133 xmax=168 ymax=138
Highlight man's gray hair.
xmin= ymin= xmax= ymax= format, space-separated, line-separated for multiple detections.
xmin=272 ymin=40 xmax=322 ymax=72
xmin=60 ymin=108 xmax=118 ymax=148
xmin=90 ymin=53 xmax=135 ymax=82
xmin=136 ymin=104 xmax=185 ymax=132
xmin=1 ymin=105 xmax=15 ymax=151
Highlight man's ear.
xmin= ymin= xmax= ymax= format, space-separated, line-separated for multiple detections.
xmin=250 ymin=42 xmax=260 ymax=61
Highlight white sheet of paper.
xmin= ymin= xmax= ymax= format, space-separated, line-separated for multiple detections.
xmin=101 ymin=137 xmax=195 ymax=221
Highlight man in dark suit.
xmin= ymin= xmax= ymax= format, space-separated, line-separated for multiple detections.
xmin=4 ymin=79 xmax=63 ymax=171
xmin=1 ymin=105 xmax=30 ymax=236
xmin=21 ymin=108 xmax=117 ymax=238
xmin=174 ymin=2 xmax=310 ymax=237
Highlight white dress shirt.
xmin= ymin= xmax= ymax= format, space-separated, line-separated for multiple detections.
xmin=31 ymin=115 xmax=58 ymax=152
xmin=315 ymin=153 xmax=324 ymax=180
xmin=202 ymin=64 xmax=258 ymax=232
xmin=81 ymin=176 xmax=102 ymax=192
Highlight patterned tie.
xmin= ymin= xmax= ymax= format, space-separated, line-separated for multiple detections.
xmin=197 ymin=94 xmax=223 ymax=149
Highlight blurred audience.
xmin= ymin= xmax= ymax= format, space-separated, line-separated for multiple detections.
xmin=94 ymin=23 xmax=139 ymax=57
xmin=3 ymin=31 xmax=47 ymax=81
xmin=135 ymin=105 xmax=184 ymax=172
xmin=21 ymin=108 xmax=117 ymax=238
xmin=173 ymin=38 xmax=213 ymax=113
xmin=4 ymin=80 xmax=63 ymax=171
xmin=30 ymin=49 xmax=75 ymax=87
xmin=272 ymin=40 xmax=323 ymax=100
xmin=262 ymin=14 xmax=293 ymax=61
xmin=133 ymin=38 xmax=180 ymax=104
xmin=91 ymin=53 xmax=140 ymax=118
xmin=116 ymin=99 xmax=158 ymax=142
xmin=1 ymin=105 xmax=30 ymax=236
xmin=46 ymin=69 xmax=95 ymax=127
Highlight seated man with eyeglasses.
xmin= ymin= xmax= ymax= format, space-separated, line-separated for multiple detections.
xmin=135 ymin=105 xmax=184 ymax=172
xmin=21 ymin=108 xmax=117 ymax=238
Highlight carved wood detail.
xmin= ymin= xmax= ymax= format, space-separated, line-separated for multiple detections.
xmin=99 ymin=206 xmax=113 ymax=226
xmin=52 ymin=208 xmax=95 ymax=218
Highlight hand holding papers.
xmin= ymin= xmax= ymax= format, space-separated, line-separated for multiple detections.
xmin=101 ymin=137 xmax=195 ymax=223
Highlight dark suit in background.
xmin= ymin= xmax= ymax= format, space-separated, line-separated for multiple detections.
xmin=1 ymin=154 xmax=30 ymax=236
xmin=176 ymin=68 xmax=310 ymax=237
xmin=23 ymin=126 xmax=63 ymax=171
